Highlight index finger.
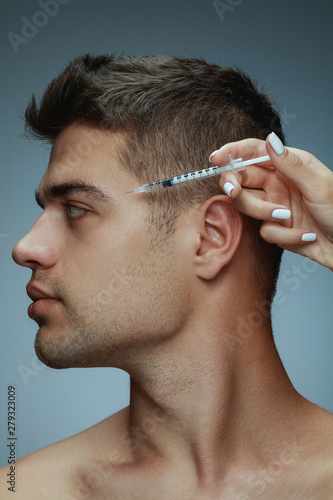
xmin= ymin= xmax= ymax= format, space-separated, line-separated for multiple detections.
xmin=209 ymin=138 xmax=272 ymax=166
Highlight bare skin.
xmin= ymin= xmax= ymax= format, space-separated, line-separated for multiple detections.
xmin=1 ymin=124 xmax=332 ymax=499
xmin=211 ymin=135 xmax=333 ymax=270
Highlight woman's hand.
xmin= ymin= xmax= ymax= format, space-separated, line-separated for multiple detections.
xmin=209 ymin=132 xmax=333 ymax=270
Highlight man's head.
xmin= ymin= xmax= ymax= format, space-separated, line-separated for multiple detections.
xmin=12 ymin=54 xmax=284 ymax=369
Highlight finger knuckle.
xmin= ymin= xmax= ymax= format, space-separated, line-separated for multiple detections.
xmin=288 ymin=152 xmax=304 ymax=170
xmin=300 ymin=151 xmax=315 ymax=165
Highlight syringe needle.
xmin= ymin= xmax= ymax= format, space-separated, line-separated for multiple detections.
xmin=124 ymin=154 xmax=271 ymax=195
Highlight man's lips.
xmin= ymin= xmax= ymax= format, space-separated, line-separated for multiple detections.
xmin=26 ymin=284 xmax=59 ymax=302
xmin=26 ymin=284 xmax=61 ymax=319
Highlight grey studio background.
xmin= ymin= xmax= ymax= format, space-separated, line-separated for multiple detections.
xmin=1 ymin=0 xmax=332 ymax=466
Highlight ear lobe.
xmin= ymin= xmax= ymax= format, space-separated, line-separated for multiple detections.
xmin=195 ymin=197 xmax=242 ymax=280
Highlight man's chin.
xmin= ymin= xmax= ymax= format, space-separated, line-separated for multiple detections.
xmin=34 ymin=328 xmax=79 ymax=369
xmin=34 ymin=341 xmax=70 ymax=369
xmin=33 ymin=327 xmax=104 ymax=369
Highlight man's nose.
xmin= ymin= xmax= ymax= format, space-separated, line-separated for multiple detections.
xmin=12 ymin=215 xmax=57 ymax=271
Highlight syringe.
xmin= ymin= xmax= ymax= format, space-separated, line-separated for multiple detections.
xmin=125 ymin=154 xmax=270 ymax=194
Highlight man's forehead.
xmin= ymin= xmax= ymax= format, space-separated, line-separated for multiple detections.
xmin=41 ymin=124 xmax=136 ymax=196
xmin=41 ymin=156 xmax=113 ymax=199
xmin=49 ymin=123 xmax=124 ymax=167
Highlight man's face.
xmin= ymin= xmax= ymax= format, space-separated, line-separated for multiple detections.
xmin=12 ymin=124 xmax=190 ymax=370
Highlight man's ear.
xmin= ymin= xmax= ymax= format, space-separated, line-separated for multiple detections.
xmin=194 ymin=196 xmax=243 ymax=280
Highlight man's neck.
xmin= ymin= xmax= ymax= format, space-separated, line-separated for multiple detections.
xmin=123 ymin=309 xmax=309 ymax=491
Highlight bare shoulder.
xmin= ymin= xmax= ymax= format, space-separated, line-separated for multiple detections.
xmin=301 ymin=404 xmax=333 ymax=495
xmin=260 ymin=404 xmax=333 ymax=498
xmin=0 ymin=406 xmax=130 ymax=499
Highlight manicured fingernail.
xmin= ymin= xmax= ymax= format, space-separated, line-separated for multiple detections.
xmin=223 ymin=182 xmax=234 ymax=197
xmin=268 ymin=132 xmax=285 ymax=155
xmin=301 ymin=233 xmax=317 ymax=242
xmin=272 ymin=208 xmax=291 ymax=220
xmin=209 ymin=150 xmax=220 ymax=162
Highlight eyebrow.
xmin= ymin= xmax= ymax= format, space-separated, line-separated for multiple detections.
xmin=34 ymin=180 xmax=114 ymax=209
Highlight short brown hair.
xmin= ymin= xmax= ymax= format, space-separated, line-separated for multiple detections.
xmin=25 ymin=54 xmax=285 ymax=298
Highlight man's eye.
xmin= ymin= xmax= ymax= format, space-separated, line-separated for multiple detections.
xmin=63 ymin=203 xmax=88 ymax=221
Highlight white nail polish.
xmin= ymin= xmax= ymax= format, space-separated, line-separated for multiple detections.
xmin=223 ymin=182 xmax=234 ymax=197
xmin=301 ymin=233 xmax=317 ymax=242
xmin=272 ymin=209 xmax=291 ymax=220
xmin=268 ymin=132 xmax=285 ymax=155
xmin=209 ymin=150 xmax=220 ymax=162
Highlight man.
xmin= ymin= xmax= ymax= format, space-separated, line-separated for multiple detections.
xmin=2 ymin=54 xmax=332 ymax=498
